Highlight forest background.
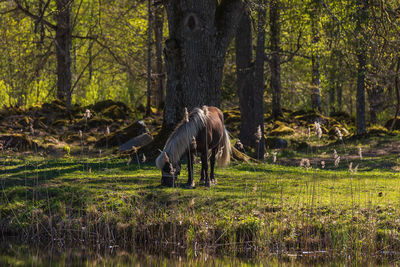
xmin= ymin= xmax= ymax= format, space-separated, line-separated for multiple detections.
xmin=1 ymin=0 xmax=399 ymax=136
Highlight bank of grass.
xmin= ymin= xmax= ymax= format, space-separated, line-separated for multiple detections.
xmin=1 ymin=150 xmax=400 ymax=261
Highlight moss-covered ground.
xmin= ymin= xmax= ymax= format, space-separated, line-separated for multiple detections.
xmin=2 ymin=135 xmax=400 ymax=261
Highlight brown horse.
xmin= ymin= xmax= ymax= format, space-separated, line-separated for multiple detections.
xmin=156 ymin=106 xmax=231 ymax=188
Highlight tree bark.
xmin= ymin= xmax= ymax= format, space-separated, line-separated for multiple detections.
xmin=235 ymin=10 xmax=255 ymax=148
xmin=55 ymin=0 xmax=72 ymax=110
xmin=311 ymin=9 xmax=322 ymax=112
xmin=146 ymin=0 xmax=153 ymax=116
xmin=328 ymin=81 xmax=335 ymax=115
xmin=162 ymin=0 xmax=243 ymax=130
xmin=337 ymin=82 xmax=342 ymax=111
xmin=390 ymin=57 xmax=400 ymax=131
xmin=328 ymin=51 xmax=337 ymax=115
xmin=367 ymin=85 xmax=384 ymax=125
xmin=270 ymin=0 xmax=283 ymax=118
xmin=355 ymin=0 xmax=368 ymax=135
xmin=154 ymin=5 xmax=165 ymax=109
xmin=254 ymin=2 xmax=266 ymax=159
xmin=356 ymin=49 xmax=367 ymax=134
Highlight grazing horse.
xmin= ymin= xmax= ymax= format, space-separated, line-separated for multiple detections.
xmin=156 ymin=106 xmax=231 ymax=188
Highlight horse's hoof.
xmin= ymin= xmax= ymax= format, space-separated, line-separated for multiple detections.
xmin=204 ymin=182 xmax=211 ymax=188
xmin=184 ymin=183 xmax=195 ymax=189
xmin=199 ymin=179 xmax=205 ymax=185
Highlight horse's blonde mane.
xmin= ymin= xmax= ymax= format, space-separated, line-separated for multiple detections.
xmin=156 ymin=107 xmax=208 ymax=169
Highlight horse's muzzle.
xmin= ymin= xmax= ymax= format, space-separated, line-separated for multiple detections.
xmin=161 ymin=173 xmax=178 ymax=187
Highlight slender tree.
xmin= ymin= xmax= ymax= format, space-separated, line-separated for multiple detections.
xmin=355 ymin=0 xmax=369 ymax=135
xmin=310 ymin=2 xmax=322 ymax=112
xmin=254 ymin=1 xmax=267 ymax=159
xmin=55 ymin=0 xmax=72 ymax=110
xmin=154 ymin=4 xmax=164 ymax=109
xmin=236 ymin=9 xmax=255 ymax=148
xmin=270 ymin=0 xmax=283 ymax=118
xmin=146 ymin=0 xmax=153 ymax=116
xmin=13 ymin=0 xmax=73 ymax=110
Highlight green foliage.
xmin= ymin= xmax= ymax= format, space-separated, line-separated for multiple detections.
xmin=0 ymin=0 xmax=399 ymax=127
xmin=0 ymin=0 xmax=154 ymax=109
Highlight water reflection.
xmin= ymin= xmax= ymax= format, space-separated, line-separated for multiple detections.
xmin=0 ymin=242 xmax=398 ymax=266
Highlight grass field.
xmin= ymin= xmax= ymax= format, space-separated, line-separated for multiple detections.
xmin=2 ymin=135 xmax=400 ymax=262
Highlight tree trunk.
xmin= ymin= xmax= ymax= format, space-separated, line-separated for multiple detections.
xmin=146 ymin=0 xmax=153 ymax=116
xmin=356 ymin=49 xmax=367 ymax=135
xmin=355 ymin=0 xmax=368 ymax=135
xmin=390 ymin=57 xmax=400 ymax=131
xmin=337 ymin=82 xmax=342 ymax=111
xmin=328 ymin=81 xmax=335 ymax=115
xmin=367 ymin=85 xmax=384 ymax=125
xmin=55 ymin=0 xmax=72 ymax=110
xmin=236 ymin=10 xmax=255 ymax=148
xmin=311 ymin=12 xmax=322 ymax=112
xmin=154 ymin=5 xmax=165 ymax=109
xmin=254 ymin=2 xmax=266 ymax=159
xmin=270 ymin=0 xmax=283 ymax=118
xmin=162 ymin=0 xmax=243 ymax=130
xmin=328 ymin=51 xmax=336 ymax=115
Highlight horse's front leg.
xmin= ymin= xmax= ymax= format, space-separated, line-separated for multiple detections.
xmin=210 ymin=149 xmax=217 ymax=185
xmin=186 ymin=150 xmax=195 ymax=188
xmin=201 ymin=153 xmax=210 ymax=187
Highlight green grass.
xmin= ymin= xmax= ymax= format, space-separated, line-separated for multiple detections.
xmin=1 ymin=144 xmax=400 ymax=260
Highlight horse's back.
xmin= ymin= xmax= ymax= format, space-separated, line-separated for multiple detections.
xmin=203 ymin=106 xmax=224 ymax=148
xmin=206 ymin=106 xmax=224 ymax=124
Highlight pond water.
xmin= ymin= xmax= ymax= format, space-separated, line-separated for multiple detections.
xmin=0 ymin=242 xmax=398 ymax=266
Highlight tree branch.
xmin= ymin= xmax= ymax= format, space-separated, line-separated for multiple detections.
xmin=70 ymin=47 xmax=105 ymax=94
xmin=34 ymin=0 xmax=51 ymax=33
xmin=72 ymin=0 xmax=84 ymax=30
xmin=0 ymin=7 xmax=19 ymax=15
xmin=281 ymin=28 xmax=303 ymax=64
xmin=13 ymin=0 xmax=57 ymax=30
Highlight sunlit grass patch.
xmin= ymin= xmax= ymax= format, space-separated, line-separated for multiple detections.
xmin=1 ymin=153 xmax=400 ymax=260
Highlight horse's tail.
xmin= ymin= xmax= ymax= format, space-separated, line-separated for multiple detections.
xmin=217 ymin=126 xmax=231 ymax=167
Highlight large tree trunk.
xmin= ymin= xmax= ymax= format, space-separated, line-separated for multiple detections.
xmin=154 ymin=5 xmax=165 ymax=109
xmin=162 ymin=0 xmax=243 ymax=130
xmin=236 ymin=10 xmax=255 ymax=148
xmin=55 ymin=0 xmax=72 ymax=110
xmin=270 ymin=0 xmax=283 ymax=118
xmin=254 ymin=2 xmax=266 ymax=159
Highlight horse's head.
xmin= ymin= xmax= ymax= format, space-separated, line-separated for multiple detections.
xmin=156 ymin=151 xmax=181 ymax=187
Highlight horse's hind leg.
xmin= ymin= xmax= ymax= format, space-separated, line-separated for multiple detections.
xmin=210 ymin=149 xmax=217 ymax=185
xmin=201 ymin=153 xmax=210 ymax=187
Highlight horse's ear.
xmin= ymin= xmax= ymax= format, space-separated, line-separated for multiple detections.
xmin=163 ymin=152 xmax=170 ymax=163
xmin=202 ymin=106 xmax=209 ymax=116
xmin=184 ymin=107 xmax=189 ymax=122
